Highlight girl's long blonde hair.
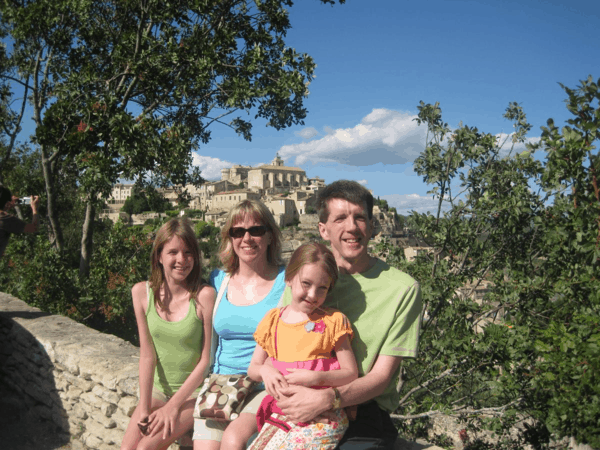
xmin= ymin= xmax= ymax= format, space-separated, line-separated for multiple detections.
xmin=150 ymin=217 xmax=203 ymax=307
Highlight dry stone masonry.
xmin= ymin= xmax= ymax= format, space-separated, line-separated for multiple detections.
xmin=0 ymin=292 xmax=145 ymax=450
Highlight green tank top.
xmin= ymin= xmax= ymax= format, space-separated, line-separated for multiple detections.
xmin=146 ymin=283 xmax=203 ymax=397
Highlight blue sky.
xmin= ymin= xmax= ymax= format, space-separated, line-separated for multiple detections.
xmin=193 ymin=0 xmax=599 ymax=214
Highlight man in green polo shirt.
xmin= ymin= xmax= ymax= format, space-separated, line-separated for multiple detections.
xmin=277 ymin=180 xmax=422 ymax=449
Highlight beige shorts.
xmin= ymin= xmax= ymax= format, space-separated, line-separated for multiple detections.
xmin=192 ymin=389 xmax=268 ymax=442
xmin=152 ymin=387 xmax=200 ymax=403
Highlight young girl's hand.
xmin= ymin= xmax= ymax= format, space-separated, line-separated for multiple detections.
xmin=260 ymin=365 xmax=289 ymax=399
xmin=147 ymin=403 xmax=180 ymax=439
xmin=284 ymin=368 xmax=321 ymax=387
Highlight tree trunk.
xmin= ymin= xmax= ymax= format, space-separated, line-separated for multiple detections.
xmin=79 ymin=199 xmax=95 ymax=279
xmin=41 ymin=146 xmax=64 ymax=253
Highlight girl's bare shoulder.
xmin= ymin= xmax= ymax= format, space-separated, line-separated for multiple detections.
xmin=196 ymin=283 xmax=216 ymax=307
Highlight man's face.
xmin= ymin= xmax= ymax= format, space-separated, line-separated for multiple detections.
xmin=318 ymin=198 xmax=373 ymax=270
xmin=3 ymin=196 xmax=18 ymax=211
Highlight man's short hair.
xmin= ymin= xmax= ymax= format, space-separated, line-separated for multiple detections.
xmin=0 ymin=186 xmax=12 ymax=210
xmin=317 ymin=180 xmax=374 ymax=223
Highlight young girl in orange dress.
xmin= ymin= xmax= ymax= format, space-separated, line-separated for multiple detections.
xmin=246 ymin=242 xmax=358 ymax=449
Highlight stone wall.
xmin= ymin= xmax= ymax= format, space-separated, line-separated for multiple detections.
xmin=0 ymin=292 xmax=145 ymax=450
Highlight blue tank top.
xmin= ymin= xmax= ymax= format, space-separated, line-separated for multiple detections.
xmin=210 ymin=267 xmax=286 ymax=374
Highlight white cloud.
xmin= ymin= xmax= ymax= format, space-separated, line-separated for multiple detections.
xmin=191 ymin=154 xmax=233 ymax=180
xmin=381 ymin=193 xmax=450 ymax=216
xmin=357 ymin=179 xmax=368 ymax=186
xmin=496 ymin=134 xmax=541 ymax=157
xmin=279 ymin=108 xmax=426 ymax=166
xmin=295 ymin=127 xmax=318 ymax=139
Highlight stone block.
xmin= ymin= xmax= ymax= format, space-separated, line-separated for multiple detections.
xmin=118 ymin=396 xmax=138 ymax=417
xmin=67 ymin=385 xmax=84 ymax=400
xmin=73 ymin=402 xmax=89 ymax=419
xmin=99 ymin=427 xmax=124 ymax=446
xmin=99 ymin=444 xmax=120 ymax=450
xmin=83 ymin=431 xmax=104 ymax=449
xmin=25 ymin=383 xmax=53 ymax=407
xmin=93 ymin=384 xmax=121 ymax=405
xmin=111 ymin=409 xmax=130 ymax=431
xmin=71 ymin=439 xmax=88 ymax=450
xmin=68 ymin=417 xmax=86 ymax=437
xmin=90 ymin=409 xmax=117 ymax=428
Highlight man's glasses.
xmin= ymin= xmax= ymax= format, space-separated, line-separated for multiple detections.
xmin=228 ymin=225 xmax=269 ymax=239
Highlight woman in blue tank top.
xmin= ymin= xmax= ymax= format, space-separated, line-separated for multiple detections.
xmin=193 ymin=200 xmax=286 ymax=450
xmin=121 ymin=218 xmax=215 ymax=450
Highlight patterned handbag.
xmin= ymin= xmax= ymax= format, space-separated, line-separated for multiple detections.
xmin=193 ymin=373 xmax=257 ymax=421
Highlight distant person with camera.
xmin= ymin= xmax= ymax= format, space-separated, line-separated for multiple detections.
xmin=0 ymin=186 xmax=40 ymax=258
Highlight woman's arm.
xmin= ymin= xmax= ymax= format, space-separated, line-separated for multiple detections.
xmin=131 ymin=282 xmax=156 ymax=423
xmin=147 ymin=285 xmax=216 ymax=439
xmin=248 ymin=345 xmax=288 ymax=399
xmin=284 ymin=334 xmax=358 ymax=387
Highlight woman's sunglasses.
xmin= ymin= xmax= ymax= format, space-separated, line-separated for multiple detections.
xmin=228 ymin=225 xmax=269 ymax=239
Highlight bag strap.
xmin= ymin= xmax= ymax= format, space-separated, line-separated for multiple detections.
xmin=209 ymin=273 xmax=231 ymax=371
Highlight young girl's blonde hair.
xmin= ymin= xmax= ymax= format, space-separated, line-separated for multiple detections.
xmin=218 ymin=200 xmax=283 ymax=273
xmin=150 ymin=217 xmax=203 ymax=307
xmin=285 ymin=242 xmax=339 ymax=292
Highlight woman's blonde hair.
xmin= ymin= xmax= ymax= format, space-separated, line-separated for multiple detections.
xmin=219 ymin=200 xmax=283 ymax=273
xmin=285 ymin=242 xmax=339 ymax=292
xmin=150 ymin=217 xmax=203 ymax=307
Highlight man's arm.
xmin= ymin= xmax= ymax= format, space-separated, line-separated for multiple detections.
xmin=277 ymin=354 xmax=402 ymax=423
xmin=22 ymin=196 xmax=39 ymax=233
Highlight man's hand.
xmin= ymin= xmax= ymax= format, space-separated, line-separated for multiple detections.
xmin=276 ymin=385 xmax=333 ymax=423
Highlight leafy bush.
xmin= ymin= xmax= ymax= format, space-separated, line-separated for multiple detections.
xmin=392 ymin=77 xmax=600 ymax=448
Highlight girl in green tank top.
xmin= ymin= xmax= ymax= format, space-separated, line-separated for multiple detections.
xmin=121 ymin=218 xmax=216 ymax=450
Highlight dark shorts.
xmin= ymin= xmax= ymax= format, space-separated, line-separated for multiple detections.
xmin=336 ymin=401 xmax=398 ymax=450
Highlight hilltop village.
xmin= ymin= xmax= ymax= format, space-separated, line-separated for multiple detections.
xmin=99 ymin=154 xmax=435 ymax=261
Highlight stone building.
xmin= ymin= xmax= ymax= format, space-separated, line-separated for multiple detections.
xmin=210 ymin=189 xmax=261 ymax=211
xmin=106 ymin=183 xmax=134 ymax=209
xmin=220 ymin=164 xmax=252 ymax=185
xmin=246 ymin=154 xmax=308 ymax=195
xmin=188 ymin=180 xmax=238 ymax=210
xmin=265 ymin=196 xmax=297 ymax=227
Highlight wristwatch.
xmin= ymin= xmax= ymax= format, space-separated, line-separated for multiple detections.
xmin=331 ymin=387 xmax=342 ymax=409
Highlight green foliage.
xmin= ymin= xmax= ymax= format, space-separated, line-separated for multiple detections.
xmin=373 ymin=238 xmax=405 ymax=268
xmin=305 ymin=205 xmax=317 ymax=214
xmin=397 ymin=77 xmax=600 ymax=448
xmin=122 ymin=186 xmax=170 ymax=215
xmin=195 ymin=221 xmax=221 ymax=277
xmin=374 ymin=197 xmax=389 ymax=210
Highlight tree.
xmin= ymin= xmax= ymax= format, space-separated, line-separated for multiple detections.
xmin=388 ymin=77 xmax=599 ymax=448
xmin=0 ymin=0 xmax=344 ymax=277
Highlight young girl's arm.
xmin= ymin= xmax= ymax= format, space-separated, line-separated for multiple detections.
xmin=131 ymin=282 xmax=156 ymax=428
xmin=284 ymin=333 xmax=358 ymax=388
xmin=248 ymin=345 xmax=289 ymax=399
xmin=146 ymin=285 xmax=216 ymax=439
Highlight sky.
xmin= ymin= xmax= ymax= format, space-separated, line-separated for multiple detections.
xmin=192 ymin=0 xmax=599 ymax=215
